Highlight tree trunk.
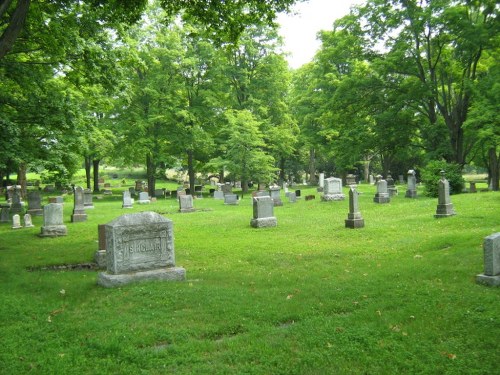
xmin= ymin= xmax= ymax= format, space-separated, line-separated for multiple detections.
xmin=279 ymin=156 xmax=286 ymax=184
xmin=84 ymin=156 xmax=92 ymax=189
xmin=0 ymin=0 xmax=31 ymax=60
xmin=146 ymin=153 xmax=156 ymax=196
xmin=308 ymin=148 xmax=317 ymax=184
xmin=187 ymin=149 xmax=195 ymax=195
xmin=488 ymin=147 xmax=499 ymax=191
xmin=92 ymin=159 xmax=100 ymax=192
xmin=16 ymin=162 xmax=27 ymax=198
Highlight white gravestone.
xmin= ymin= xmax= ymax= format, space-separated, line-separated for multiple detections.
xmin=269 ymin=187 xmax=283 ymax=206
xmin=178 ymin=195 xmax=195 ymax=213
xmin=40 ymin=203 xmax=67 ymax=237
xmin=138 ymin=192 xmax=151 ymax=204
xmin=23 ymin=213 xmax=34 ymax=228
xmin=288 ymin=192 xmax=297 ymax=203
xmin=12 ymin=214 xmax=22 ymax=229
xmin=83 ymin=188 xmax=94 ymax=209
xmin=97 ymin=212 xmax=186 ymax=287
xmin=318 ymin=173 xmax=325 ymax=192
xmin=224 ymin=194 xmax=239 ymax=205
xmin=322 ymin=177 xmax=345 ymax=201
xmin=122 ymin=191 xmax=133 ymax=209
xmin=250 ymin=196 xmax=277 ymax=228
xmin=373 ymin=178 xmax=390 ymax=203
xmin=405 ymin=169 xmax=417 ymax=198
xmin=476 ymin=233 xmax=500 ymax=286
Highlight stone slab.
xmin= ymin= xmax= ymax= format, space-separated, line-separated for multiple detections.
xmin=250 ymin=217 xmax=277 ymax=228
xmin=97 ymin=267 xmax=186 ymax=288
xmin=475 ymin=274 xmax=500 ymax=286
xmin=321 ymin=194 xmax=345 ymax=201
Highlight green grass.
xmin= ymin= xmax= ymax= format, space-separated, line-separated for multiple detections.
xmin=0 ymin=184 xmax=499 ymax=374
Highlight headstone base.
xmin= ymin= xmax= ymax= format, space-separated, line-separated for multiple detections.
xmin=345 ymin=212 xmax=364 ymax=228
xmin=434 ymin=204 xmax=456 ymax=218
xmin=475 ymin=274 xmax=500 ymax=286
xmin=27 ymin=208 xmax=44 ymax=216
xmin=373 ymin=194 xmax=390 ymax=203
xmin=71 ymin=212 xmax=88 ymax=222
xmin=97 ymin=267 xmax=186 ymax=288
xmin=39 ymin=225 xmax=67 ymax=237
xmin=84 ymin=204 xmax=95 ymax=209
xmin=405 ymin=190 xmax=417 ymax=198
xmin=122 ymin=204 xmax=133 ymax=209
xmin=138 ymin=200 xmax=151 ymax=204
xmin=94 ymin=250 xmax=107 ymax=269
xmin=250 ymin=217 xmax=277 ymax=228
xmin=179 ymin=208 xmax=195 ymax=213
xmin=321 ymin=194 xmax=345 ymax=201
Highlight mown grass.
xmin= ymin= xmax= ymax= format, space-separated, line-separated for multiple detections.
xmin=0 ymin=182 xmax=498 ymax=374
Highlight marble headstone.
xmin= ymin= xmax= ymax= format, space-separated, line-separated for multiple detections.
xmin=322 ymin=177 xmax=345 ymax=201
xmin=71 ymin=186 xmax=88 ymax=222
xmin=40 ymin=203 xmax=67 ymax=237
xmin=12 ymin=214 xmax=22 ymax=229
xmin=178 ymin=195 xmax=195 ymax=213
xmin=345 ymin=186 xmax=364 ymax=228
xmin=23 ymin=213 xmax=34 ymax=228
xmin=434 ymin=171 xmax=456 ymax=218
xmin=250 ymin=196 xmax=277 ymax=228
xmin=27 ymin=191 xmax=43 ymax=216
xmin=373 ymin=178 xmax=390 ymax=203
xmin=122 ymin=190 xmax=133 ymax=208
xmin=476 ymin=232 xmax=500 ymax=286
xmin=224 ymin=193 xmax=239 ymax=205
xmin=405 ymin=169 xmax=417 ymax=198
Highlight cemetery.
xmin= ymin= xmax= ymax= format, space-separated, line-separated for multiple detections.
xmin=0 ymin=171 xmax=498 ymax=374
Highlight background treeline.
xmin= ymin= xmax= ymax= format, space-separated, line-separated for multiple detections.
xmin=0 ymin=0 xmax=498 ymax=195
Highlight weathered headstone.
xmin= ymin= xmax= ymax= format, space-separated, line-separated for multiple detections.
xmin=346 ymin=174 xmax=357 ymax=185
xmin=23 ymin=213 xmax=34 ymax=228
xmin=386 ymin=173 xmax=398 ymax=197
xmin=154 ymin=189 xmax=165 ymax=199
xmin=94 ymin=224 xmax=107 ymax=269
xmin=178 ymin=195 xmax=195 ymax=213
xmin=97 ymin=212 xmax=186 ymax=287
xmin=9 ymin=187 xmax=23 ymax=215
xmin=318 ymin=173 xmax=325 ymax=192
xmin=222 ymin=183 xmax=232 ymax=195
xmin=103 ymin=183 xmax=113 ymax=195
xmin=434 ymin=171 xmax=456 ymax=218
xmin=0 ymin=205 xmax=9 ymax=222
xmin=322 ymin=177 xmax=345 ymax=201
xmin=398 ymin=175 xmax=405 ymax=185
xmin=369 ymin=174 xmax=374 ymax=184
xmin=122 ymin=190 xmax=133 ymax=209
xmin=250 ymin=196 xmax=277 ymax=228
xmin=12 ymin=214 xmax=22 ymax=229
xmin=138 ymin=192 xmax=151 ymax=204
xmin=71 ymin=186 xmax=88 ymax=222
xmin=373 ymin=177 xmax=390 ymax=203
xmin=214 ymin=190 xmax=224 ymax=199
xmin=40 ymin=203 xmax=67 ymax=237
xmin=27 ymin=191 xmax=43 ymax=216
xmin=405 ymin=169 xmax=417 ymax=198
xmin=83 ymin=188 xmax=94 ymax=209
xmin=269 ymin=187 xmax=283 ymax=206
xmin=476 ymin=233 xmax=500 ymax=286
xmin=345 ymin=186 xmax=364 ymax=228
xmin=288 ymin=191 xmax=297 ymax=203
xmin=135 ymin=180 xmax=144 ymax=192
xmin=224 ymin=193 xmax=239 ymax=205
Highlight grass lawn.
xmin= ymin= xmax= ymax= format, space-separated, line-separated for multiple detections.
xmin=0 ymin=182 xmax=498 ymax=374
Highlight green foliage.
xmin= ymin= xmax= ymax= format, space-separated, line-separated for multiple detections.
xmin=420 ymin=160 xmax=465 ymax=197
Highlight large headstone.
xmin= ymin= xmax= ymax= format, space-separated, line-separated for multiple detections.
xmin=178 ymin=195 xmax=195 ymax=213
xmin=405 ymin=169 xmax=418 ymax=198
xmin=250 ymin=196 xmax=277 ymax=228
xmin=269 ymin=187 xmax=283 ymax=206
xmin=434 ymin=171 xmax=456 ymax=218
xmin=345 ymin=186 xmax=364 ymax=228
xmin=122 ymin=190 xmax=133 ymax=209
xmin=476 ymin=233 xmax=500 ymax=286
xmin=224 ymin=193 xmax=239 ymax=205
xmin=40 ymin=203 xmax=67 ymax=237
xmin=322 ymin=177 xmax=345 ymax=201
xmin=71 ymin=186 xmax=88 ymax=222
xmin=27 ymin=191 xmax=43 ymax=216
xmin=97 ymin=212 xmax=186 ymax=287
xmin=83 ymin=188 xmax=94 ymax=209
xmin=154 ymin=189 xmax=165 ymax=199
xmin=373 ymin=177 xmax=390 ymax=203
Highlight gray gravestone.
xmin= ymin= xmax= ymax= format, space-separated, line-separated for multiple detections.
xmin=288 ymin=192 xmax=297 ymax=203
xmin=405 ymin=169 xmax=417 ymax=198
xmin=434 ymin=171 xmax=456 ymax=218
xmin=122 ymin=190 xmax=133 ymax=209
xmin=222 ymin=183 xmax=232 ymax=195
xmin=369 ymin=174 xmax=374 ymax=184
xmin=345 ymin=186 xmax=364 ymax=228
xmin=12 ymin=214 xmax=22 ymax=229
xmin=322 ymin=177 xmax=345 ymax=201
xmin=40 ymin=203 xmax=67 ymax=237
xmin=27 ymin=191 xmax=43 ymax=216
xmin=224 ymin=193 xmax=239 ymax=205
xmin=178 ymin=195 xmax=195 ymax=213
xmin=476 ymin=233 xmax=500 ymax=286
xmin=97 ymin=212 xmax=185 ymax=287
xmin=269 ymin=187 xmax=283 ymax=206
xmin=318 ymin=173 xmax=325 ymax=192
xmin=387 ymin=173 xmax=398 ymax=197
xmin=373 ymin=178 xmax=390 ymax=203
xmin=103 ymin=183 xmax=113 ymax=195
xmin=154 ymin=189 xmax=165 ymax=198
xmin=71 ymin=186 xmax=87 ymax=222
xmin=83 ymin=188 xmax=94 ymax=209
xmin=214 ymin=190 xmax=224 ymax=199
xmin=138 ymin=191 xmax=150 ymax=204
xmin=23 ymin=213 xmax=34 ymax=228
xmin=346 ymin=174 xmax=357 ymax=185
xmin=94 ymin=224 xmax=107 ymax=269
xmin=10 ymin=187 xmax=23 ymax=215
xmin=250 ymin=196 xmax=277 ymax=228
xmin=1 ymin=205 xmax=10 ymax=222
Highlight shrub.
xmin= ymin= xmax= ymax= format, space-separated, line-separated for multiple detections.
xmin=420 ymin=160 xmax=464 ymax=197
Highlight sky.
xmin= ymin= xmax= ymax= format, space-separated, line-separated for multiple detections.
xmin=277 ymin=0 xmax=365 ymax=69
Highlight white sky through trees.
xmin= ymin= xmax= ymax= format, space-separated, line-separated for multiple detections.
xmin=277 ymin=0 xmax=365 ymax=69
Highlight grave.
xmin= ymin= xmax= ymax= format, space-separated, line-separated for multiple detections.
xmin=48 ymin=196 xmax=64 ymax=204
xmin=295 ymin=189 xmax=301 ymax=198
xmin=0 ymin=205 xmax=9 ymax=222
xmin=138 ymin=192 xmax=151 ymax=204
xmin=346 ymin=174 xmax=357 ymax=185
xmin=222 ymin=183 xmax=232 ymax=195
xmin=94 ymin=224 xmax=107 ymax=269
xmin=405 ymin=169 xmax=418 ymax=198
xmin=122 ymin=190 xmax=134 ymax=208
xmin=12 ymin=214 xmax=22 ymax=229
xmin=178 ymin=195 xmax=195 ymax=213
xmin=103 ymin=183 xmax=113 ymax=195
xmin=135 ymin=180 xmax=144 ymax=192
xmin=434 ymin=171 xmax=456 ymax=218
xmin=269 ymin=187 xmax=283 ymax=206
xmin=373 ymin=177 xmax=390 ymax=203
xmin=9 ymin=187 xmax=23 ymax=215
xmin=27 ymin=191 xmax=43 ymax=216
xmin=476 ymin=233 xmax=500 ymax=286
xmin=154 ymin=189 xmax=165 ymax=199
xmin=224 ymin=194 xmax=239 ymax=205
xmin=345 ymin=186 xmax=364 ymax=228
xmin=318 ymin=173 xmax=325 ymax=192
xmin=386 ymin=173 xmax=398 ymax=196
xmin=469 ymin=182 xmax=477 ymax=193
xmin=39 ymin=203 xmax=67 ymax=237
xmin=83 ymin=188 xmax=94 ymax=209
xmin=214 ymin=190 xmax=224 ymax=199
xmin=288 ymin=192 xmax=297 ymax=203
xmin=24 ymin=213 xmax=34 ymax=228
xmin=97 ymin=212 xmax=186 ymax=287
xmin=250 ymin=196 xmax=277 ymax=228
xmin=194 ymin=185 xmax=203 ymax=198
xmin=321 ymin=177 xmax=345 ymax=201
xmin=71 ymin=186 xmax=88 ymax=222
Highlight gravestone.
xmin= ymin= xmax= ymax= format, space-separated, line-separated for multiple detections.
xmin=222 ymin=183 xmax=232 ymax=195
xmin=398 ymin=175 xmax=404 ymax=185
xmin=97 ymin=212 xmax=186 ymax=287
xmin=27 ymin=191 xmax=43 ymax=216
xmin=103 ymin=183 xmax=113 ymax=195
xmin=194 ymin=185 xmax=203 ymax=198
xmin=0 ymin=205 xmax=9 ymax=222
xmin=94 ymin=224 xmax=107 ymax=269
xmin=345 ymin=186 xmax=364 ymax=228
xmin=405 ymin=169 xmax=418 ymax=198
xmin=12 ymin=214 xmax=22 ymax=229
xmin=434 ymin=171 xmax=456 ymax=218
xmin=346 ymin=174 xmax=357 ymax=185
xmin=322 ymin=177 xmax=345 ymax=201
xmin=318 ymin=173 xmax=325 ymax=192
xmin=24 ymin=213 xmax=34 ymax=228
xmin=295 ymin=189 xmax=301 ymax=198
xmin=178 ymin=195 xmax=195 ymax=213
xmin=48 ymin=196 xmax=64 ymax=204
xmin=269 ymin=187 xmax=283 ymax=206
xmin=369 ymin=174 xmax=374 ymax=184
xmin=373 ymin=177 xmax=390 ymax=203
xmin=469 ymin=182 xmax=477 ymax=193
xmin=250 ymin=196 xmax=277 ymax=228
xmin=386 ymin=173 xmax=398 ymax=197
xmin=224 ymin=194 xmax=239 ymax=205
xmin=71 ymin=186 xmax=88 ymax=222
xmin=135 ymin=180 xmax=144 ymax=192
xmin=476 ymin=233 xmax=500 ymax=286
xmin=122 ymin=190 xmax=133 ymax=209
xmin=40 ymin=203 xmax=67 ymax=237
xmin=214 ymin=190 xmax=224 ymax=199
xmin=9 ymin=187 xmax=23 ymax=215
xmin=83 ymin=188 xmax=94 ymax=209
xmin=155 ymin=189 xmax=165 ymax=199
xmin=138 ymin=192 xmax=151 ymax=204
xmin=288 ymin=192 xmax=297 ymax=203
